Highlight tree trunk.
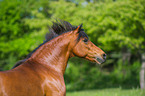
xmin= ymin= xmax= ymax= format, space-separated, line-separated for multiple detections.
xmin=140 ymin=53 xmax=145 ymax=89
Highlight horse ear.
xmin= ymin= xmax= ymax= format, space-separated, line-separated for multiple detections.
xmin=73 ymin=24 xmax=83 ymax=34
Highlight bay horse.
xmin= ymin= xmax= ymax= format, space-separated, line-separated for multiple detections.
xmin=0 ymin=20 xmax=106 ymax=96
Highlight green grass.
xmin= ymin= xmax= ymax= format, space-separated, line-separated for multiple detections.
xmin=66 ymin=88 xmax=145 ymax=96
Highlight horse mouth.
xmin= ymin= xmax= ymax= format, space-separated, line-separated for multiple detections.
xmin=86 ymin=56 xmax=106 ymax=64
xmin=95 ymin=57 xmax=105 ymax=64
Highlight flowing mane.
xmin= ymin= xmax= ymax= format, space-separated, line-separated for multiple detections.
xmin=27 ymin=20 xmax=88 ymax=58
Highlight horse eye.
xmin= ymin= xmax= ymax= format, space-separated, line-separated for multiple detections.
xmin=83 ymin=38 xmax=88 ymax=43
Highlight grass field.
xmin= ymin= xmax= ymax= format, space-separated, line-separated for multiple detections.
xmin=66 ymin=88 xmax=144 ymax=96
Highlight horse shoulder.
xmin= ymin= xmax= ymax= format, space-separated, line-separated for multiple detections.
xmin=41 ymin=70 xmax=66 ymax=96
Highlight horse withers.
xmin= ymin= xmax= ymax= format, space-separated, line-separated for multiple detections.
xmin=0 ymin=20 xmax=106 ymax=96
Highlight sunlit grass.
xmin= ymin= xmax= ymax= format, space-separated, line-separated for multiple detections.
xmin=66 ymin=88 xmax=144 ymax=96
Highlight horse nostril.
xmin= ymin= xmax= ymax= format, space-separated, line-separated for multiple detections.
xmin=102 ymin=54 xmax=107 ymax=59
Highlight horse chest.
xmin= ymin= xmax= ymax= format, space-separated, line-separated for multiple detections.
xmin=42 ymin=74 xmax=66 ymax=96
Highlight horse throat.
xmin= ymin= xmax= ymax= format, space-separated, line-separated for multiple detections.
xmin=30 ymin=37 xmax=71 ymax=74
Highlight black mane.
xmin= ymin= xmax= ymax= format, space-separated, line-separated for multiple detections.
xmin=45 ymin=20 xmax=78 ymax=41
xmin=12 ymin=20 xmax=88 ymax=69
xmin=27 ymin=20 xmax=88 ymax=58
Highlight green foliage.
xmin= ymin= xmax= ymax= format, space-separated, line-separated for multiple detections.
xmin=49 ymin=0 xmax=145 ymax=90
xmin=49 ymin=0 xmax=145 ymax=52
xmin=0 ymin=0 xmax=50 ymax=70
xmin=97 ymin=0 xmax=145 ymax=52
xmin=65 ymin=58 xmax=141 ymax=90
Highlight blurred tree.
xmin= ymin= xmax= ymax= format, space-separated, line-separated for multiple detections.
xmin=95 ymin=0 xmax=145 ymax=89
xmin=49 ymin=0 xmax=145 ymax=89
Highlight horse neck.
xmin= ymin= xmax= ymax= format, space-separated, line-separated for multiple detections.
xmin=30 ymin=35 xmax=71 ymax=75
